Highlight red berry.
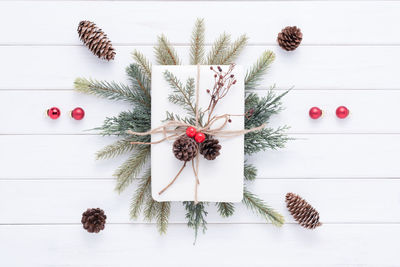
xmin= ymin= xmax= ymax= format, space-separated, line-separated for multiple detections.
xmin=47 ymin=107 xmax=61 ymax=119
xmin=186 ymin=126 xmax=197 ymax=138
xmin=194 ymin=132 xmax=206 ymax=143
xmin=336 ymin=106 xmax=349 ymax=119
xmin=71 ymin=107 xmax=85 ymax=120
xmin=309 ymin=107 xmax=322 ymax=119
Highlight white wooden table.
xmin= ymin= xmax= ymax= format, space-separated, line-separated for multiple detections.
xmin=1 ymin=1 xmax=400 ymax=266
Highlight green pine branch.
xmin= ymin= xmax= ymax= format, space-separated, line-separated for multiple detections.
xmin=242 ymin=187 xmax=284 ymax=226
xmin=244 ymin=162 xmax=257 ymax=181
xmin=216 ymin=202 xmax=235 ymax=218
xmin=245 ymin=51 xmax=275 ymax=91
xmin=96 ymin=137 xmax=136 ymax=160
xmin=126 ymin=63 xmax=151 ymax=105
xmin=190 ymin=18 xmax=205 ymax=65
xmin=218 ymin=34 xmax=248 ymax=65
xmin=143 ymin=197 xmax=158 ymax=222
xmin=184 ymin=202 xmax=208 ymax=243
xmin=206 ymin=33 xmax=231 ymax=65
xmin=132 ymin=50 xmax=152 ymax=80
xmin=114 ymin=146 xmax=150 ymax=193
xmin=130 ymin=169 xmax=151 ymax=219
xmin=245 ymin=126 xmax=290 ymax=155
xmin=97 ymin=109 xmax=151 ymax=136
xmin=155 ymin=35 xmax=180 ymax=65
xmin=156 ymin=202 xmax=171 ymax=234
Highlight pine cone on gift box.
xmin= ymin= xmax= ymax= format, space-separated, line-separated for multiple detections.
xmin=173 ymin=136 xmax=199 ymax=162
xmin=285 ymin=192 xmax=321 ymax=229
xmin=77 ymin=20 xmax=116 ymax=61
xmin=81 ymin=208 xmax=107 ymax=233
xmin=277 ymin=26 xmax=303 ymax=51
xmin=200 ymin=137 xmax=221 ymax=160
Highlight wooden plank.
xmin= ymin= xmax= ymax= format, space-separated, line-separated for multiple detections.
xmin=0 ymin=224 xmax=398 ymax=266
xmin=1 ymin=46 xmax=400 ymax=90
xmin=1 ymin=134 xmax=399 ymax=179
xmin=0 ymin=1 xmax=400 ymax=45
xmin=1 ymin=179 xmax=399 ymax=224
xmin=1 ymin=90 xmax=400 ymax=134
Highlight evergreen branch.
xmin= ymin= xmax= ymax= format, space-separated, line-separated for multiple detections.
xmin=155 ymin=35 xmax=180 ymax=65
xmin=206 ymin=33 xmax=231 ymax=65
xmin=156 ymin=202 xmax=171 ymax=234
xmin=164 ymin=70 xmax=196 ymax=116
xmin=245 ymin=51 xmax=275 ymax=91
xmin=216 ymin=202 xmax=235 ymax=218
xmin=74 ymin=78 xmax=138 ymax=104
xmin=130 ymin=170 xmax=151 ymax=219
xmin=114 ymin=146 xmax=150 ymax=193
xmin=190 ymin=18 xmax=205 ymax=65
xmin=143 ymin=197 xmax=158 ymax=222
xmin=96 ymin=137 xmax=136 ymax=160
xmin=132 ymin=50 xmax=152 ymax=80
xmin=245 ymin=126 xmax=290 ymax=155
xmin=242 ymin=187 xmax=284 ymax=226
xmin=184 ymin=201 xmax=208 ymax=243
xmin=244 ymin=162 xmax=257 ymax=181
xmin=126 ymin=63 xmax=151 ymax=104
xmin=218 ymin=34 xmax=248 ymax=65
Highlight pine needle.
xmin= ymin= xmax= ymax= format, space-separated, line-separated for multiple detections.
xmin=143 ymin=197 xmax=158 ymax=222
xmin=130 ymin=169 xmax=151 ymax=219
xmin=242 ymin=187 xmax=285 ymax=226
xmin=96 ymin=138 xmax=136 ymax=160
xmin=164 ymin=70 xmax=196 ymax=116
xmin=126 ymin=63 xmax=151 ymax=102
xmin=190 ymin=18 xmax=205 ymax=65
xmin=216 ymin=202 xmax=235 ymax=217
xmin=245 ymin=126 xmax=290 ymax=155
xmin=184 ymin=201 xmax=208 ymax=243
xmin=218 ymin=34 xmax=248 ymax=65
xmin=132 ymin=50 xmax=152 ymax=80
xmin=154 ymin=34 xmax=180 ymax=65
xmin=114 ymin=146 xmax=150 ymax=193
xmin=244 ymin=163 xmax=257 ymax=181
xmin=207 ymin=33 xmax=231 ymax=65
xmin=245 ymin=51 xmax=275 ymax=91
xmin=156 ymin=202 xmax=171 ymax=234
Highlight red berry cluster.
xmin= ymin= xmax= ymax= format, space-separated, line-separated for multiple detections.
xmin=186 ymin=126 xmax=205 ymax=143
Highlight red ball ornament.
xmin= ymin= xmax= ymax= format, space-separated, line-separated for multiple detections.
xmin=186 ymin=126 xmax=197 ymax=138
xmin=194 ymin=132 xmax=206 ymax=143
xmin=336 ymin=106 xmax=349 ymax=119
xmin=47 ymin=107 xmax=61 ymax=119
xmin=71 ymin=107 xmax=85 ymax=120
xmin=309 ymin=107 xmax=322 ymax=119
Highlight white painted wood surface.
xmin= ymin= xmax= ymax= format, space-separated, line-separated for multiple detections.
xmin=0 ymin=1 xmax=399 ymax=266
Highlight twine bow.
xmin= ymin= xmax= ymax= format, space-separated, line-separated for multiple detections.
xmin=127 ymin=65 xmax=265 ymax=204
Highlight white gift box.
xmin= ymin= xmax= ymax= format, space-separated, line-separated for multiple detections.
xmin=151 ymin=65 xmax=244 ymax=202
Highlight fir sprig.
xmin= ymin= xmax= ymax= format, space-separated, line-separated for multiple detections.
xmin=114 ymin=146 xmax=150 ymax=193
xmin=156 ymin=202 xmax=171 ymax=234
xmin=155 ymin=35 xmax=180 ymax=65
xmin=216 ymin=202 xmax=235 ymax=218
xmin=207 ymin=33 xmax=231 ymax=65
xmin=130 ymin=170 xmax=151 ymax=219
xmin=132 ymin=50 xmax=152 ymax=80
xmin=126 ymin=63 xmax=151 ymax=104
xmin=97 ymin=109 xmax=151 ymax=136
xmin=190 ymin=18 xmax=205 ymax=65
xmin=244 ymin=163 xmax=257 ymax=181
xmin=245 ymin=126 xmax=290 ymax=155
xmin=245 ymin=51 xmax=275 ymax=91
xmin=218 ymin=34 xmax=248 ymax=64
xmin=96 ymin=137 xmax=136 ymax=160
xmin=184 ymin=201 xmax=208 ymax=243
xmin=242 ymin=187 xmax=285 ymax=226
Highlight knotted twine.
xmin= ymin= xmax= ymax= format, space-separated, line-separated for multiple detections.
xmin=127 ymin=65 xmax=265 ymax=203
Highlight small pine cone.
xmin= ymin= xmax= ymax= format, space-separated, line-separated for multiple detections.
xmin=77 ymin=21 xmax=116 ymax=61
xmin=81 ymin=208 xmax=107 ymax=233
xmin=277 ymin=26 xmax=303 ymax=51
xmin=200 ymin=138 xmax=221 ymax=160
xmin=285 ymin=193 xmax=321 ymax=229
xmin=173 ymin=136 xmax=198 ymax=162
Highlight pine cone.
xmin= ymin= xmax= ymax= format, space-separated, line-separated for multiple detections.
xmin=285 ymin=193 xmax=321 ymax=229
xmin=200 ymin=138 xmax=221 ymax=160
xmin=277 ymin=26 xmax=303 ymax=51
xmin=77 ymin=21 xmax=116 ymax=61
xmin=173 ymin=136 xmax=198 ymax=162
xmin=81 ymin=208 xmax=107 ymax=233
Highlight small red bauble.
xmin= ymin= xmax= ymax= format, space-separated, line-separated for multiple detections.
xmin=336 ymin=106 xmax=349 ymax=119
xmin=71 ymin=107 xmax=85 ymax=120
xmin=186 ymin=126 xmax=197 ymax=138
xmin=309 ymin=107 xmax=322 ymax=119
xmin=47 ymin=107 xmax=61 ymax=119
xmin=194 ymin=132 xmax=206 ymax=143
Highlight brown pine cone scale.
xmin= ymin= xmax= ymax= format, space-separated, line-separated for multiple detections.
xmin=200 ymin=138 xmax=221 ymax=160
xmin=277 ymin=26 xmax=303 ymax=51
xmin=173 ymin=136 xmax=198 ymax=162
xmin=81 ymin=208 xmax=107 ymax=233
xmin=285 ymin=193 xmax=321 ymax=229
xmin=77 ymin=21 xmax=116 ymax=61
